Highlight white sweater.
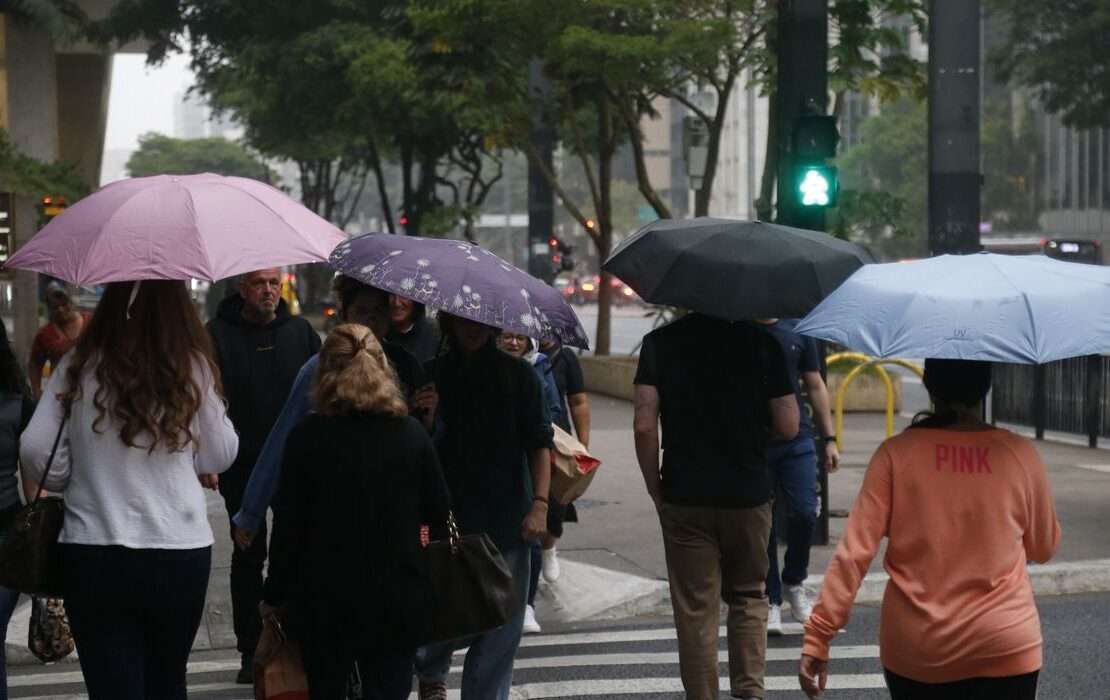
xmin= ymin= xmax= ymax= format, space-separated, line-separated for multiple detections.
xmin=20 ymin=354 xmax=238 ymax=549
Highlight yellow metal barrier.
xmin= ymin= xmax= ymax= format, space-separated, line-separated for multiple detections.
xmin=828 ymin=354 xmax=924 ymax=448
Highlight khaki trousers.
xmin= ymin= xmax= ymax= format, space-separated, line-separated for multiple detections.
xmin=660 ymin=502 xmax=772 ymax=700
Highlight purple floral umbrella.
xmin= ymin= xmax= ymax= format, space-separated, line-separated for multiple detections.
xmin=329 ymin=233 xmax=590 ymax=349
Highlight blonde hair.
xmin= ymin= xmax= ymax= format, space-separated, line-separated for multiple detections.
xmin=313 ymin=324 xmax=408 ymax=417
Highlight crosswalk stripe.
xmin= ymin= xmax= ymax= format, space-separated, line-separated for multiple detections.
xmin=9 ymin=661 xmax=240 ymax=688
xmin=519 ymin=623 xmax=804 ymax=648
xmin=14 ymin=682 xmax=247 ymax=700
xmin=509 ymin=674 xmax=888 ymax=697
xmin=478 ymin=645 xmax=878 ymax=671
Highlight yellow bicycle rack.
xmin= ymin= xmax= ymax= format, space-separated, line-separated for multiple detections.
xmin=826 ymin=353 xmax=924 ymax=448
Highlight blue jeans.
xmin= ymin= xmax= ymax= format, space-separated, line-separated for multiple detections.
xmin=415 ymin=545 xmax=530 ymax=700
xmin=0 ymin=583 xmax=18 ymax=700
xmin=765 ymin=438 xmax=819 ymax=606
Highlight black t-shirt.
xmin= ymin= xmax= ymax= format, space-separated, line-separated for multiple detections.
xmin=548 ymin=346 xmax=585 ymax=434
xmin=634 ymin=314 xmax=794 ymax=508
xmin=759 ymin=319 xmax=820 ymax=442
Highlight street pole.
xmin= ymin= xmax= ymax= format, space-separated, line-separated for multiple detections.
xmin=527 ymin=59 xmax=556 ymax=284
xmin=775 ymin=0 xmax=830 ymax=546
xmin=928 ymin=0 xmax=982 ymax=255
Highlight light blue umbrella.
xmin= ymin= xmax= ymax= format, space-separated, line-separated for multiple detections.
xmin=794 ymin=252 xmax=1110 ymax=364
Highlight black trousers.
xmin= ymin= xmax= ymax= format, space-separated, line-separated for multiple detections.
xmin=220 ymin=468 xmax=268 ymax=655
xmin=60 ymin=544 xmax=211 ymax=700
xmin=884 ymin=669 xmax=1039 ymax=700
xmin=302 ymin=640 xmax=414 ymax=700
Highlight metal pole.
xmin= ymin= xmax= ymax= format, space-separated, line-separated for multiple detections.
xmin=928 ymin=0 xmax=982 ymax=254
xmin=1033 ymin=364 xmax=1046 ymax=440
xmin=1086 ymin=355 xmax=1101 ymax=448
xmin=527 ymin=59 xmax=556 ymax=284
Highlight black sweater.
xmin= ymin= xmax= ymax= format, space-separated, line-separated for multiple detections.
xmin=263 ymin=412 xmax=451 ymax=651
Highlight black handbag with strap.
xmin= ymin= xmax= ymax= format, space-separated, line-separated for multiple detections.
xmin=0 ymin=417 xmax=67 ymax=597
xmin=422 ymin=511 xmax=516 ymax=645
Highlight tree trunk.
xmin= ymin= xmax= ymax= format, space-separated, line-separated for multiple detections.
xmin=400 ymin=142 xmax=414 ymax=234
xmin=595 ymin=97 xmax=616 ymax=356
xmin=755 ymin=89 xmax=778 ymax=221
xmin=694 ymin=86 xmax=732 ymax=217
xmin=368 ymin=137 xmax=395 ymax=233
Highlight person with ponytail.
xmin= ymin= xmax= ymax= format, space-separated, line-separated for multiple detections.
xmin=262 ymin=324 xmax=451 ymax=700
xmin=798 ymin=359 xmax=1061 ymax=699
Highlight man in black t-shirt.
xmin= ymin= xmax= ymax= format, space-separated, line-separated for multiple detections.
xmin=633 ymin=313 xmax=798 ymax=700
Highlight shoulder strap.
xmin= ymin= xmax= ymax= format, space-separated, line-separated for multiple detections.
xmin=29 ymin=417 xmax=66 ymax=508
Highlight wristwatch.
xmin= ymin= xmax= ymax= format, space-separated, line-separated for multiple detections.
xmin=820 ymin=435 xmax=837 ymax=445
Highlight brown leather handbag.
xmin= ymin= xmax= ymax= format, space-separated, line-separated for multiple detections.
xmin=0 ymin=419 xmax=67 ymax=597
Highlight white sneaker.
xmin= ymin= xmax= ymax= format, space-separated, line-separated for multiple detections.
xmin=541 ymin=546 xmax=561 ymax=583
xmin=785 ymin=584 xmax=813 ymax=623
xmin=767 ymin=604 xmax=783 ymax=637
xmin=523 ymin=605 xmax=542 ymax=634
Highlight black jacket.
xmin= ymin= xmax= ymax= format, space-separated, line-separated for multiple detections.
xmin=386 ymin=304 xmax=441 ymax=365
xmin=263 ymin=412 xmax=451 ymax=651
xmin=207 ymin=294 xmax=321 ymax=478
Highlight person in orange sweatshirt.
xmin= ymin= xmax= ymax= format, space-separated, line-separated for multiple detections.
xmin=798 ymin=358 xmax=1061 ymax=700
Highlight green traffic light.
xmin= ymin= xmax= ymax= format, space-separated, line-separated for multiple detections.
xmin=799 ymin=168 xmax=831 ymax=207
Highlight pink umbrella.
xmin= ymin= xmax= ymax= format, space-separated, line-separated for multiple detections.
xmin=4 ymin=173 xmax=346 ymax=285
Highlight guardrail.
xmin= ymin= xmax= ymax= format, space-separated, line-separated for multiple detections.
xmin=992 ymin=356 xmax=1106 ymax=448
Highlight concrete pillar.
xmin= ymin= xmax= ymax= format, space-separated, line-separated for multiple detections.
xmin=56 ymin=52 xmax=113 ymax=189
xmin=4 ymin=21 xmax=58 ymax=363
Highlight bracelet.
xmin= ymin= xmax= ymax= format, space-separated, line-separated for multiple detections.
xmin=533 ymin=495 xmax=549 ymax=505
xmin=821 ymin=436 xmax=837 ymax=444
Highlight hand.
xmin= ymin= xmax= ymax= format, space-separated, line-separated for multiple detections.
xmin=521 ymin=501 xmax=549 ymax=541
xmin=412 ymin=384 xmax=439 ymax=430
xmin=823 ymin=440 xmax=841 ymax=474
xmin=798 ymin=654 xmax=828 ymax=698
xmin=198 ymin=473 xmax=219 ymax=491
xmin=233 ymin=526 xmax=256 ymax=550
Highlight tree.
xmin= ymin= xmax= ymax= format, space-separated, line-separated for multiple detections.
xmin=126 ymin=132 xmax=272 ymax=181
xmin=0 ymin=128 xmax=89 ymax=202
xmin=989 ymin=1 xmax=1110 ymax=129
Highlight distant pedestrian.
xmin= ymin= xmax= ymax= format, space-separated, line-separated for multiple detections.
xmin=0 ymin=321 xmax=34 ymax=700
xmin=20 ymin=280 xmax=238 ymax=700
xmin=28 ymin=284 xmax=91 ymax=399
xmin=634 ymin=313 xmax=798 ymax=700
xmin=388 ymin=294 xmax=440 ymax=364
xmin=537 ymin=338 xmax=591 ymax=584
xmin=206 ymin=268 xmax=321 ymax=683
xmin=799 ymin=359 xmax=1061 ymax=700
xmin=497 ymin=331 xmax=561 ymax=635
xmin=755 ymin=319 xmax=840 ymax=635
xmin=262 ymin=324 xmax=451 ymax=700
xmin=416 ymin=313 xmax=553 ymax=700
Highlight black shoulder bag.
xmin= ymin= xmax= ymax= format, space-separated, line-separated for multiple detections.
xmin=0 ymin=417 xmax=68 ymax=596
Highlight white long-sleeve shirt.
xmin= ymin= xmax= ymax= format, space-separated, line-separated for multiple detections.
xmin=20 ymin=353 xmax=239 ymax=549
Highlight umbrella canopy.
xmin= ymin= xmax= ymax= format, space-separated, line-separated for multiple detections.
xmin=328 ymin=233 xmax=590 ymax=349
xmin=794 ymin=252 xmax=1110 ymax=364
xmin=4 ymin=173 xmax=346 ymax=285
xmin=603 ymin=217 xmax=872 ymax=320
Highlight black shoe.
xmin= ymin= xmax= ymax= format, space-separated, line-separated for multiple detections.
xmin=236 ymin=653 xmax=254 ymax=684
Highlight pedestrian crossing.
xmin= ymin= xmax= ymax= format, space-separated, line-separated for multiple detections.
xmin=6 ymin=621 xmax=887 ymax=699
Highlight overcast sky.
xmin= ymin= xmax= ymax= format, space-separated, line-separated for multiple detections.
xmin=104 ymin=52 xmax=196 ymax=151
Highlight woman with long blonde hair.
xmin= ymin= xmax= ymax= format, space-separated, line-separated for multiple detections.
xmin=263 ymin=324 xmax=451 ymax=700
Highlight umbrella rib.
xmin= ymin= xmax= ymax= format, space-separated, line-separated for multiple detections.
xmin=72 ymin=184 xmax=166 ymax=285
xmin=184 ymin=186 xmax=216 ymax=282
xmin=990 ymin=257 xmax=1038 ymax=361
xmin=212 ymin=182 xmax=330 ymax=256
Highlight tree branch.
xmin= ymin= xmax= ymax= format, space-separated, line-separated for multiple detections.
xmin=522 ymin=140 xmax=600 ymax=247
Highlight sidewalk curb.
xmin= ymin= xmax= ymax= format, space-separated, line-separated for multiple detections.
xmin=583 ymin=558 xmax=1110 ymax=621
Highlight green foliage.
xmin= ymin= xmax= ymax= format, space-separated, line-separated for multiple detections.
xmin=6 ymin=0 xmax=88 ymax=42
xmin=126 ymin=133 xmax=272 ymax=181
xmin=989 ymin=1 xmax=1110 ymax=129
xmin=0 ymin=128 xmax=89 ymax=202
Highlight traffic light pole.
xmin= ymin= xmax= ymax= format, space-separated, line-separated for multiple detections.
xmin=775 ymin=0 xmax=828 ymax=234
xmin=928 ymin=0 xmax=982 ymax=255
xmin=527 ymin=59 xmax=557 ymax=285
xmin=775 ymin=0 xmax=831 ymax=546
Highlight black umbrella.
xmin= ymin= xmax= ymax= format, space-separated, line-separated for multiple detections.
xmin=603 ymin=217 xmax=873 ymax=320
